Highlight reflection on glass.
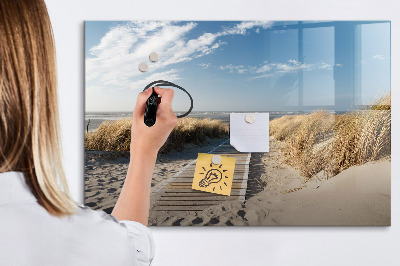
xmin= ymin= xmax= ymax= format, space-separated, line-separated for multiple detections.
xmin=303 ymin=26 xmax=334 ymax=107
xmin=267 ymin=29 xmax=298 ymax=108
xmin=360 ymin=23 xmax=390 ymax=105
xmin=265 ymin=21 xmax=390 ymax=112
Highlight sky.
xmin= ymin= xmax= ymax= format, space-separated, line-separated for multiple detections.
xmin=85 ymin=21 xmax=390 ymax=112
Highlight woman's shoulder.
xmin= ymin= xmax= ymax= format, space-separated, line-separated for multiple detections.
xmin=0 ymin=201 xmax=150 ymax=265
xmin=74 ymin=205 xmax=120 ymax=225
xmin=70 ymin=204 xmax=137 ymax=244
xmin=72 ymin=205 xmax=155 ymax=265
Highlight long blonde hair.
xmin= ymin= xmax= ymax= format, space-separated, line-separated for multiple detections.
xmin=0 ymin=0 xmax=76 ymax=216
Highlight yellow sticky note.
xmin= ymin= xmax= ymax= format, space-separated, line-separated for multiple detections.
xmin=192 ymin=153 xmax=236 ymax=196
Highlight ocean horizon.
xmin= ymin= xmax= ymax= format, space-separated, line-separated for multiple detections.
xmin=84 ymin=110 xmax=336 ymax=132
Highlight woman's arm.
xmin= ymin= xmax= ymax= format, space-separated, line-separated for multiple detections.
xmin=112 ymin=87 xmax=178 ymax=225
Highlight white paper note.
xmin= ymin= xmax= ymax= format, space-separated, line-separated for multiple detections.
xmin=230 ymin=113 xmax=269 ymax=153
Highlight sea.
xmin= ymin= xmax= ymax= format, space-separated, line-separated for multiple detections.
xmin=84 ymin=111 xmax=316 ymax=132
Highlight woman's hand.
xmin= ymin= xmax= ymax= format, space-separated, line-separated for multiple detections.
xmin=130 ymin=86 xmax=179 ymax=157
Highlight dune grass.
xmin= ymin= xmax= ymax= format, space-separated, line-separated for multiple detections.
xmin=270 ymin=93 xmax=391 ymax=180
xmin=85 ymin=117 xmax=229 ymax=154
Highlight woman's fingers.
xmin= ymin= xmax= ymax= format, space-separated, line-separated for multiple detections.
xmin=154 ymin=87 xmax=175 ymax=106
xmin=132 ymin=87 xmax=178 ymax=127
xmin=133 ymin=88 xmax=153 ymax=119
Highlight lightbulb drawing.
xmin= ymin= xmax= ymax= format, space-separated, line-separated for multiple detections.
xmin=199 ymin=169 xmax=223 ymax=188
xmin=192 ymin=153 xmax=236 ymax=196
xmin=198 ymin=164 xmax=229 ymax=192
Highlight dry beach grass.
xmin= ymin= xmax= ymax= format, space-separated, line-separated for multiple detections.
xmin=85 ymin=117 xmax=229 ymax=154
xmin=270 ymin=93 xmax=391 ymax=180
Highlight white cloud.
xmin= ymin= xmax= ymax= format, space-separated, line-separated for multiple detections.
xmin=220 ymin=60 xmax=333 ymax=80
xmin=254 ymin=62 xmax=272 ymax=73
xmin=274 ymin=59 xmax=312 ymax=72
xmin=219 ymin=64 xmax=249 ymax=74
xmin=319 ymin=62 xmax=332 ymax=69
xmin=220 ymin=59 xmax=311 ymax=76
xmin=198 ymin=63 xmax=211 ymax=69
xmin=86 ymin=21 xmax=272 ymax=92
xmin=220 ymin=21 xmax=273 ymax=36
xmin=373 ymin=54 xmax=385 ymax=60
xmin=129 ymin=69 xmax=181 ymax=91
xmin=86 ymin=21 xmax=195 ymax=89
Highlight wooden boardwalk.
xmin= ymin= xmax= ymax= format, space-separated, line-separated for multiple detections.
xmin=151 ymin=139 xmax=251 ymax=212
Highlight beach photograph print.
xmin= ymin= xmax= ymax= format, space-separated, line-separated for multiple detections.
xmin=85 ymin=21 xmax=391 ymax=226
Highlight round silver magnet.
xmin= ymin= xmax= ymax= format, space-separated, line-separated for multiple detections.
xmin=245 ymin=114 xmax=255 ymax=124
xmin=212 ymin=155 xmax=222 ymax=165
xmin=138 ymin=62 xmax=148 ymax=72
xmin=149 ymin=52 xmax=159 ymax=62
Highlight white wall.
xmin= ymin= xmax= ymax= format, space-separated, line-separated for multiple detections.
xmin=46 ymin=0 xmax=400 ymax=265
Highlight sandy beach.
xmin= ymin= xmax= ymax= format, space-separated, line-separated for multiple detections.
xmin=85 ymin=136 xmax=391 ymax=226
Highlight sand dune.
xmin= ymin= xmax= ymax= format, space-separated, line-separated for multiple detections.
xmin=198 ymin=159 xmax=391 ymax=226
xmin=265 ymin=159 xmax=391 ymax=225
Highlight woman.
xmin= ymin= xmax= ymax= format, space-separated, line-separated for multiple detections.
xmin=0 ymin=0 xmax=178 ymax=265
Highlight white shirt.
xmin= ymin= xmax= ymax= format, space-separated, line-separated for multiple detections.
xmin=0 ymin=171 xmax=155 ymax=266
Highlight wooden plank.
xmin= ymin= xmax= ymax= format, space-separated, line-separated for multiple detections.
xmin=179 ymin=170 xmax=247 ymax=176
xmin=182 ymin=164 xmax=248 ymax=169
xmin=179 ymin=169 xmax=247 ymax=176
xmin=181 ymin=164 xmax=248 ymax=171
xmin=155 ymin=201 xmax=225 ymax=206
xmin=167 ymin=177 xmax=245 ymax=182
xmin=158 ymin=192 xmax=242 ymax=196
xmin=239 ymin=153 xmax=251 ymax=201
xmin=164 ymin=183 xmax=244 ymax=188
xmin=180 ymin=167 xmax=247 ymax=172
xmin=162 ymin=187 xmax=244 ymax=191
xmin=161 ymin=190 xmax=243 ymax=195
xmin=160 ymin=196 xmax=239 ymax=201
xmin=173 ymin=174 xmax=246 ymax=178
xmin=153 ymin=206 xmax=212 ymax=211
xmin=211 ymin=153 xmax=248 ymax=156
xmin=180 ymin=168 xmax=247 ymax=173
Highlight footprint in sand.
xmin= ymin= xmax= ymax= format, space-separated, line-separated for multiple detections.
xmin=237 ymin=210 xmax=246 ymax=220
xmin=204 ymin=218 xmax=219 ymax=226
xmin=225 ymin=220 xmax=234 ymax=226
xmin=103 ymin=207 xmax=113 ymax=214
xmin=86 ymin=202 xmax=97 ymax=208
xmin=107 ymin=188 xmax=117 ymax=193
xmin=172 ymin=218 xmax=184 ymax=226
xmin=192 ymin=217 xmax=203 ymax=225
